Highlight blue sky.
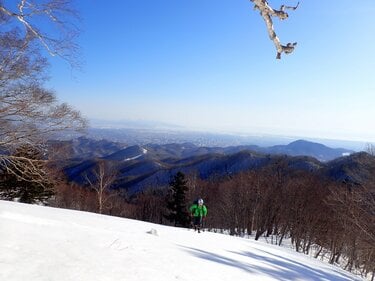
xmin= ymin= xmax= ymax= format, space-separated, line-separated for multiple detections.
xmin=47 ymin=0 xmax=375 ymax=142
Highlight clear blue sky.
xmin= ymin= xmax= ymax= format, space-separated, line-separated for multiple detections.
xmin=47 ymin=0 xmax=375 ymax=142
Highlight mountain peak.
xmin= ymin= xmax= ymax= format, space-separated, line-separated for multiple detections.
xmin=287 ymin=139 xmax=325 ymax=148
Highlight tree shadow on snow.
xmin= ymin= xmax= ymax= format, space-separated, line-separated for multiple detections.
xmin=180 ymin=246 xmax=359 ymax=281
xmin=230 ymin=249 xmax=359 ymax=281
xmin=179 ymin=246 xmax=255 ymax=274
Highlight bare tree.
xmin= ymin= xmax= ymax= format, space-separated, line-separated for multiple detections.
xmin=327 ymin=181 xmax=375 ymax=277
xmin=0 ymin=0 xmax=80 ymax=66
xmin=250 ymin=0 xmax=299 ymax=59
xmin=366 ymin=143 xmax=375 ymax=156
xmin=52 ymin=181 xmax=98 ymax=212
xmin=0 ymin=0 xmax=85 ymax=198
xmin=0 ymin=79 xmax=86 ymax=188
xmin=329 ymin=183 xmax=375 ymax=247
xmin=132 ymin=187 xmax=167 ymax=224
xmin=0 ymin=81 xmax=86 ymax=178
xmin=84 ymin=160 xmax=117 ymax=214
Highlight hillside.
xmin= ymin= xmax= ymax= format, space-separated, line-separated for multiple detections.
xmin=66 ymin=137 xmax=353 ymax=162
xmin=325 ymin=152 xmax=375 ymax=184
xmin=0 ymin=201 xmax=363 ymax=281
xmin=265 ymin=140 xmax=353 ymax=162
xmin=65 ymin=138 xmax=354 ymax=193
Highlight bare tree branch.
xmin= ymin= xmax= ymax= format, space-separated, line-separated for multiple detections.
xmin=0 ymin=155 xmax=47 ymax=186
xmin=0 ymin=0 xmax=81 ymax=67
xmin=251 ymin=0 xmax=299 ymax=59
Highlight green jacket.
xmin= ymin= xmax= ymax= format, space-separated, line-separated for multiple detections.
xmin=189 ymin=204 xmax=207 ymax=217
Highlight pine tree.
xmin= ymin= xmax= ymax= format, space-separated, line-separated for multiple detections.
xmin=165 ymin=171 xmax=190 ymax=227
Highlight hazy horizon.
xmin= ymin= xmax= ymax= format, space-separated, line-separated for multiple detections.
xmin=87 ymin=117 xmax=368 ymax=151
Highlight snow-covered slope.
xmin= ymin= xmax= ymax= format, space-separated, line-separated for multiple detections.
xmin=0 ymin=201 xmax=363 ymax=281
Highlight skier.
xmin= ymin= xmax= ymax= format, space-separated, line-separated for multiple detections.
xmin=189 ymin=198 xmax=207 ymax=233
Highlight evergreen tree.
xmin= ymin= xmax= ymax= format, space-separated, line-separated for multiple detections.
xmin=165 ymin=171 xmax=190 ymax=227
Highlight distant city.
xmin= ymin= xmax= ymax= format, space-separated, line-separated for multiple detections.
xmin=77 ymin=119 xmax=368 ymax=151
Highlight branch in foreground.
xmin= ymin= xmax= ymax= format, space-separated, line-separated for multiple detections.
xmin=0 ymin=155 xmax=48 ymax=186
xmin=0 ymin=0 xmax=80 ymax=67
xmin=251 ymin=0 xmax=299 ymax=59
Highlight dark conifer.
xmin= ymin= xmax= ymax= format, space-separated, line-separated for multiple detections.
xmin=165 ymin=171 xmax=190 ymax=227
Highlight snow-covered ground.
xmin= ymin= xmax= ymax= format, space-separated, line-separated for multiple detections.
xmin=0 ymin=200 xmax=363 ymax=281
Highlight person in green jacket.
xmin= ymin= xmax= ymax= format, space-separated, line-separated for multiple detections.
xmin=189 ymin=198 xmax=207 ymax=233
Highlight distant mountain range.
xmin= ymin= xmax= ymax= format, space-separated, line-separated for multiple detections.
xmin=81 ymin=127 xmax=367 ymax=151
xmin=64 ymin=137 xmax=353 ymax=162
xmin=57 ymin=137 xmax=375 ymax=194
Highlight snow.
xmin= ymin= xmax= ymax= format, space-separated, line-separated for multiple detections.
xmin=0 ymin=200 xmax=363 ymax=281
xmin=124 ymin=148 xmax=147 ymax=161
xmin=124 ymin=154 xmax=143 ymax=161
